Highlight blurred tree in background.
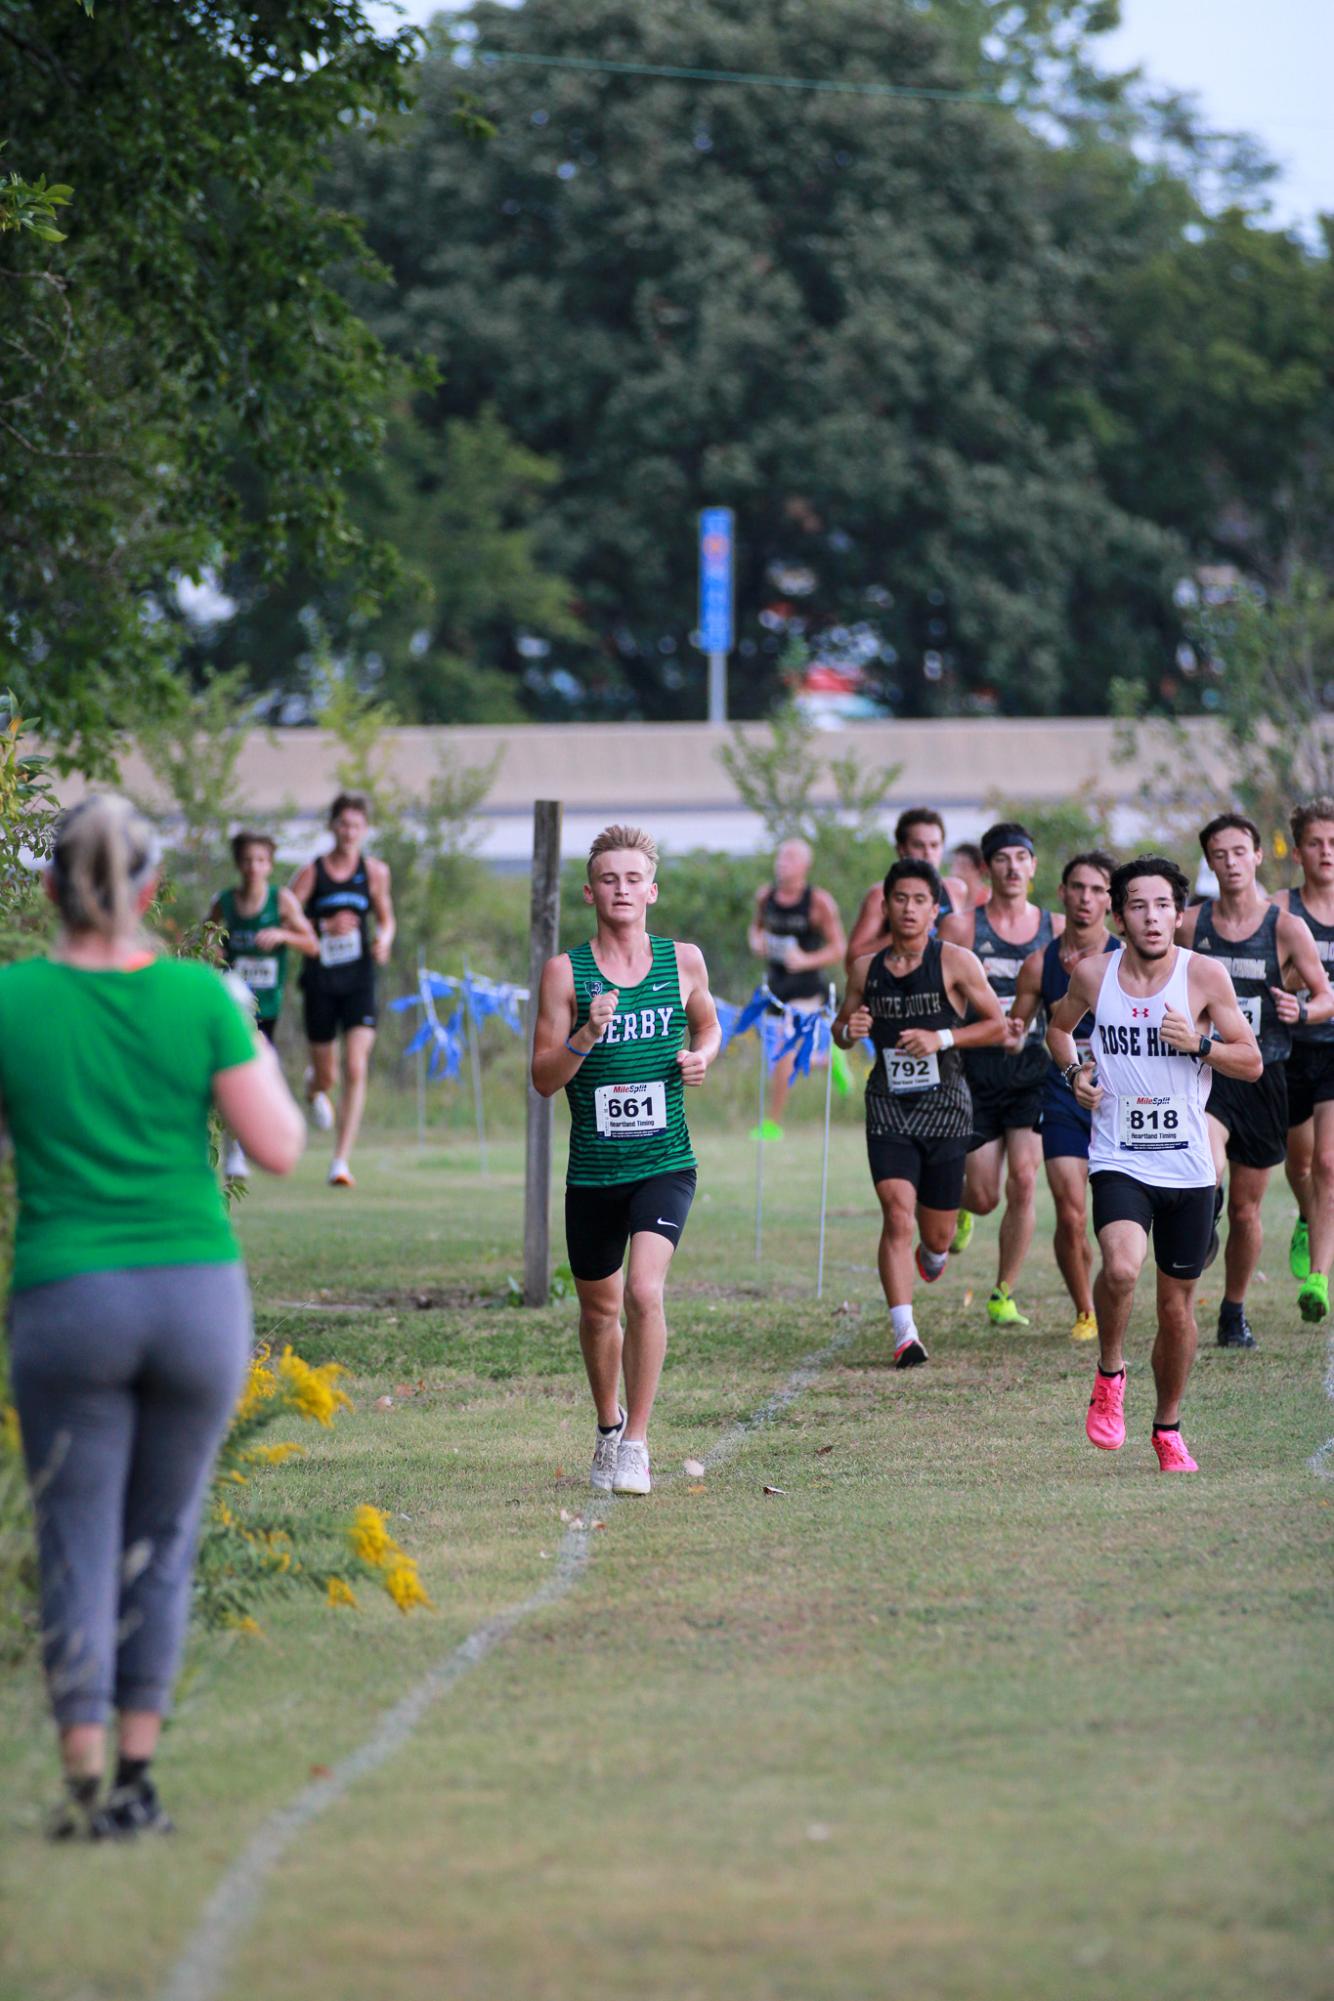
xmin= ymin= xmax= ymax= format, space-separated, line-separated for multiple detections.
xmin=293 ymin=0 xmax=1331 ymax=726
xmin=0 ymin=0 xmax=420 ymax=764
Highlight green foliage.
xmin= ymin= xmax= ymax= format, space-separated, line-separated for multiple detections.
xmin=0 ymin=2 xmax=422 ymax=762
xmin=719 ymin=698 xmax=901 ymax=845
xmin=0 ymin=147 xmax=72 ymax=240
xmin=131 ymin=671 xmax=256 ymax=933
xmin=1194 ymin=568 xmax=1334 ymax=832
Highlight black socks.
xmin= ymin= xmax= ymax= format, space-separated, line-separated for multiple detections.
xmin=115 ymin=1755 xmax=151 ymax=1791
xmin=1097 ymin=1366 xmax=1125 ymax=1380
xmin=1153 ymin=1421 xmax=1181 ymax=1434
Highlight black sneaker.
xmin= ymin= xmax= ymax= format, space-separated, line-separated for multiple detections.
xmin=1216 ymin=1305 xmax=1257 ymax=1350
xmin=1202 ymin=1184 xmax=1225 ymax=1272
xmin=45 ymin=1774 xmax=100 ymax=1842
xmin=894 ymin=1336 xmax=929 ymax=1369
xmin=89 ymin=1777 xmax=174 ymax=1840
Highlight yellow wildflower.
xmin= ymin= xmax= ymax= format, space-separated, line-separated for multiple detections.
xmin=326 ymin=1575 xmax=358 ymax=1609
xmin=382 ymin=1557 xmax=432 ymax=1614
xmin=1 ymin=1403 xmax=20 ymax=1458
xmin=347 ymin=1504 xmax=394 ymax=1567
xmin=243 ymin=1441 xmax=306 ymax=1467
xmin=276 ymin=1349 xmax=352 ymax=1427
xmin=234 ymin=1357 xmax=278 ymax=1423
xmin=225 ymin=1614 xmax=263 ymax=1637
xmin=214 ymin=1499 xmax=236 ymax=1530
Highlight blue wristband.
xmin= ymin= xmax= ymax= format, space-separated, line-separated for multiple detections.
xmin=565 ymin=1038 xmax=587 ymax=1058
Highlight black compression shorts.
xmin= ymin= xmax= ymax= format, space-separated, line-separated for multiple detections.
xmin=303 ymin=976 xmax=378 ymax=1043
xmin=1090 ymin=1172 xmax=1216 ymax=1280
xmin=1286 ymin=1041 xmax=1334 ymax=1127
xmin=1207 ymin=1062 xmax=1287 ymax=1171
xmin=564 ymin=1169 xmax=697 ymax=1283
xmin=866 ymin=1131 xmax=967 ymax=1211
xmin=966 ymin=1073 xmax=1045 ymax=1151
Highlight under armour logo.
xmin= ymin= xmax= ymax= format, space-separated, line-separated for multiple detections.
xmin=1131 ymin=1006 xmax=1150 ymax=1018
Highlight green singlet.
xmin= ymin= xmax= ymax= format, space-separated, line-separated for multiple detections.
xmin=217 ymin=884 xmax=286 ymax=1022
xmin=565 ymin=935 xmax=696 ymax=1188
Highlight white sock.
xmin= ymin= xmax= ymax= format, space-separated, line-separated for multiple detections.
xmin=890 ymin=1305 xmax=917 ymax=1351
xmin=918 ymin=1245 xmax=948 ymax=1278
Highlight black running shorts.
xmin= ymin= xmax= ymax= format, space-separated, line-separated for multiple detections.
xmin=867 ymin=1131 xmax=967 ymax=1211
xmin=303 ymin=975 xmax=378 ymax=1043
xmin=966 ymin=1073 xmax=1045 ymax=1152
xmin=564 ymin=1169 xmax=697 ymax=1283
xmin=1090 ymin=1172 xmax=1216 ymax=1280
xmin=1207 ymin=1061 xmax=1287 ymax=1170
xmin=1285 ymin=1041 xmax=1334 ymax=1128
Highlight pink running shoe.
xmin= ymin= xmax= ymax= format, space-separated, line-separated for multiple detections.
xmin=1151 ymin=1428 xmax=1198 ymax=1472
xmin=1086 ymin=1368 xmax=1126 ymax=1451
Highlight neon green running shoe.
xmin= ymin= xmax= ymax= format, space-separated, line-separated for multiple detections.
xmin=1298 ymin=1272 xmax=1329 ymax=1323
xmin=951 ymin=1209 xmax=974 ymax=1255
xmin=748 ymin=1119 xmax=784 ymax=1142
xmin=1290 ymin=1217 xmax=1311 ymax=1281
xmin=987 ymin=1283 xmax=1030 ymax=1327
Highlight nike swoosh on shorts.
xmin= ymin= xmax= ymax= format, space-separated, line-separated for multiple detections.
xmin=656 ymin=1219 xmax=679 ymax=1229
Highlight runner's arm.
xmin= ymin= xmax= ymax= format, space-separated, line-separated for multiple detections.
xmin=368 ymin=859 xmax=395 ymax=966
xmin=943 ymin=872 xmax=970 ymax=915
xmin=941 ymin=946 xmax=1008 ymax=1050
xmin=1174 ymin=904 xmax=1200 ymax=947
xmin=1008 ymin=946 xmax=1044 ymax=1034
xmin=1046 ymin=966 xmax=1097 ymax=1073
xmin=936 ymin=908 xmax=974 ymax=948
xmin=531 ymin=954 xmax=582 ymax=1096
xmin=1274 ymin=910 xmax=1334 ymax=1025
xmin=273 ymin=886 xmax=319 ymax=958
xmin=677 ymin=942 xmax=721 ymax=1086
xmin=844 ymin=885 xmax=886 ymax=972
xmin=1046 ymin=965 xmax=1102 ymax=1109
xmin=1167 ymin=959 xmax=1262 ymax=1079
xmin=832 ymin=956 xmax=872 ymax=1048
xmin=746 ymin=885 xmax=771 ymax=960
xmin=787 ymin=887 xmax=845 ymax=972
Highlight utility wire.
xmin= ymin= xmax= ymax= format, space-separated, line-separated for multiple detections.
xmin=471 ymin=48 xmax=1009 ymax=108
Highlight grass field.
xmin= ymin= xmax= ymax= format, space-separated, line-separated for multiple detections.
xmin=2 ymin=1108 xmax=1332 ymax=2001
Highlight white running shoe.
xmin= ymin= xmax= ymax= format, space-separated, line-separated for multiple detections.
xmin=223 ymin=1140 xmax=248 ymax=1179
xmin=589 ymin=1408 xmax=625 ymax=1492
xmin=612 ymin=1438 xmax=651 ymax=1496
xmin=328 ymin=1158 xmax=355 ymax=1188
xmin=308 ymin=1090 xmax=335 ymax=1133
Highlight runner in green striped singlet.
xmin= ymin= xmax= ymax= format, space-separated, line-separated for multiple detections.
xmin=532 ymin=825 xmax=721 ymax=1497
xmin=209 ymin=832 xmax=317 ymax=1178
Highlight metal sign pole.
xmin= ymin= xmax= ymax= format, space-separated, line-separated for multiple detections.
xmin=415 ymin=956 xmax=427 ymax=1152
xmin=698 ymin=506 xmax=734 ymax=724
xmin=815 ymin=987 xmax=837 ymax=1301
xmin=463 ymin=960 xmax=488 ymax=1175
xmin=754 ymin=1018 xmax=767 ymax=1264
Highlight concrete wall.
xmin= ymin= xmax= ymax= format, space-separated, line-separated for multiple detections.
xmin=51 ymin=716 xmax=1233 ymax=862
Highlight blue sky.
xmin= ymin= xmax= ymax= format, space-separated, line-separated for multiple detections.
xmin=369 ymin=1 xmax=1331 ymax=232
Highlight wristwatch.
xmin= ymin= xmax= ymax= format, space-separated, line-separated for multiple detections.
xmin=1196 ymin=1033 xmax=1211 ymax=1060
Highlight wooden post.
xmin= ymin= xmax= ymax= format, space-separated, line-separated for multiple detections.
xmin=523 ymin=800 xmax=563 ymax=1306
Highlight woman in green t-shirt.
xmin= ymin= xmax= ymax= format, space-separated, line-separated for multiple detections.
xmin=0 ymin=794 xmax=305 ymax=1840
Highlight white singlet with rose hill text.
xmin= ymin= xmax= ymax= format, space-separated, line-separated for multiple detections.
xmin=1087 ymin=946 xmax=1214 ymax=1189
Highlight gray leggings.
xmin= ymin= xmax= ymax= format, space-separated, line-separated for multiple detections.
xmin=9 ymin=1263 xmax=251 ymax=1727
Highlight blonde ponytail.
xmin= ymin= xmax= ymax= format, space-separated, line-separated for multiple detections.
xmin=51 ymin=794 xmax=160 ymax=941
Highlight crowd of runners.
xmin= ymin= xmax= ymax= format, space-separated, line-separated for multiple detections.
xmin=8 ymin=786 xmax=1334 ymax=1838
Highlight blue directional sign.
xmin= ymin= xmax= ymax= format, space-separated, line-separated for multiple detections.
xmin=698 ymin=507 xmax=735 ymax=654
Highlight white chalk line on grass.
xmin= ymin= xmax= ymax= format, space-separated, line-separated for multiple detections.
xmin=158 ymin=1324 xmax=855 ymax=2001
xmin=1307 ymin=1325 xmax=1334 ymax=1479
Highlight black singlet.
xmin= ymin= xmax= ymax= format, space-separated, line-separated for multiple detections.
xmin=302 ymin=852 xmax=373 ymax=994
xmin=1193 ymin=899 xmax=1287 ymax=1062
xmin=762 ymin=885 xmax=825 ymax=1004
xmin=864 ymin=938 xmax=971 ymax=1141
xmin=964 ymin=904 xmax=1055 ymax=1090
xmin=1289 ymin=886 xmax=1334 ymax=1048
